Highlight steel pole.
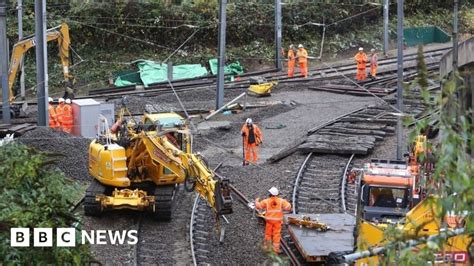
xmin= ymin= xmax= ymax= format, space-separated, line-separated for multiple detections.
xmin=18 ymin=0 xmax=25 ymax=100
xmin=0 ymin=0 xmax=10 ymax=124
xmin=35 ymin=0 xmax=48 ymax=126
xmin=453 ymin=0 xmax=459 ymax=73
xmin=383 ymin=0 xmax=389 ymax=55
xmin=396 ymin=0 xmax=404 ymax=160
xmin=275 ymin=0 xmax=282 ymax=70
xmin=216 ymin=0 xmax=227 ymax=110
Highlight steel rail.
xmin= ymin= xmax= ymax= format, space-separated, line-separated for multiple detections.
xmin=292 ymin=152 xmax=313 ymax=214
xmin=190 ymin=194 xmax=200 ymax=266
xmin=341 ymin=154 xmax=355 ymax=212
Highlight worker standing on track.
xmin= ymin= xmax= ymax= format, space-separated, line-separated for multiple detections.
xmin=354 ymin=47 xmax=368 ymax=81
xmin=62 ymin=99 xmax=74 ymax=133
xmin=241 ymin=118 xmax=263 ymax=165
xmin=296 ymin=44 xmax=308 ymax=78
xmin=48 ymin=97 xmax=59 ymax=129
xmin=370 ymin=48 xmax=378 ymax=79
xmin=55 ymin=98 xmax=65 ymax=131
xmin=255 ymin=187 xmax=292 ymax=254
xmin=287 ymin=44 xmax=296 ymax=78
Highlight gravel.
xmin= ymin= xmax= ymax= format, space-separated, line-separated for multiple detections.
xmin=18 ymin=127 xmax=91 ymax=181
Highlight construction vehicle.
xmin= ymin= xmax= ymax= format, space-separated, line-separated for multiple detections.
xmin=0 ymin=23 xmax=75 ymax=117
xmin=330 ymin=135 xmax=471 ymax=265
xmin=84 ymin=105 xmax=233 ymax=221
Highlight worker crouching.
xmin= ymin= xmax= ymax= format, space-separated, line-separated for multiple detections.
xmin=241 ymin=118 xmax=263 ymax=165
xmin=255 ymin=187 xmax=292 ymax=254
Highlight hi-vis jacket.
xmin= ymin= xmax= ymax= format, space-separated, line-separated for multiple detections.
xmin=255 ymin=196 xmax=292 ymax=222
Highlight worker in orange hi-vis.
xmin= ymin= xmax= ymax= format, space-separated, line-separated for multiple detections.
xmin=255 ymin=187 xmax=292 ymax=254
xmin=48 ymin=97 xmax=59 ymax=129
xmin=296 ymin=44 xmax=308 ymax=78
xmin=287 ymin=44 xmax=296 ymax=78
xmin=62 ymin=99 xmax=74 ymax=133
xmin=354 ymin=47 xmax=368 ymax=81
xmin=241 ymin=118 xmax=263 ymax=165
xmin=55 ymin=98 xmax=65 ymax=131
xmin=369 ymin=48 xmax=378 ymax=79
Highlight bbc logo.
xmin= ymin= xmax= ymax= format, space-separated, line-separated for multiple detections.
xmin=11 ymin=228 xmax=76 ymax=247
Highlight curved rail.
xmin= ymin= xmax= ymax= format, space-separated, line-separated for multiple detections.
xmin=341 ymin=154 xmax=355 ymax=212
xmin=292 ymin=152 xmax=313 ymax=214
xmin=190 ymin=194 xmax=200 ymax=266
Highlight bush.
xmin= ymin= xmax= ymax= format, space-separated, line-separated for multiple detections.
xmin=0 ymin=143 xmax=90 ymax=264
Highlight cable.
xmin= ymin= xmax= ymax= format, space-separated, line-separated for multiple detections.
xmin=318 ymin=60 xmax=404 ymax=116
xmin=163 ymin=28 xmax=201 ymax=63
xmin=67 ymin=20 xmax=175 ymax=51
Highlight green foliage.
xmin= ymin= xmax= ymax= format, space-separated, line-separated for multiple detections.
xmin=416 ymin=45 xmax=429 ymax=89
xmin=381 ymin=62 xmax=474 ymax=263
xmin=0 ymin=143 xmax=90 ymax=264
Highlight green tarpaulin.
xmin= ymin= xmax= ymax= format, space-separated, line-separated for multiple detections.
xmin=209 ymin=59 xmax=244 ymax=76
xmin=115 ymin=60 xmax=209 ymax=88
xmin=114 ymin=70 xmax=142 ymax=87
xmin=115 ymin=59 xmax=244 ymax=88
xmin=172 ymin=64 xmax=208 ymax=80
xmin=138 ymin=60 xmax=168 ymax=87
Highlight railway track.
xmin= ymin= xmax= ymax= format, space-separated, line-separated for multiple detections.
xmin=292 ymin=154 xmax=356 ymax=215
xmin=131 ymin=187 xmax=194 ymax=265
xmin=189 ymin=176 xmax=301 ymax=266
xmin=83 ymin=46 xmax=447 ymax=100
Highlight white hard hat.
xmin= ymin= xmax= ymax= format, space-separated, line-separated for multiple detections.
xmin=289 ymin=44 xmax=294 ymax=48
xmin=58 ymin=98 xmax=65 ymax=103
xmin=359 ymin=47 xmax=364 ymax=51
xmin=298 ymin=44 xmax=303 ymax=48
xmin=269 ymin=187 xmax=279 ymax=196
xmin=246 ymin=118 xmax=253 ymax=124
xmin=65 ymin=99 xmax=71 ymax=104
xmin=371 ymin=48 xmax=375 ymax=52
xmin=48 ymin=97 xmax=53 ymax=102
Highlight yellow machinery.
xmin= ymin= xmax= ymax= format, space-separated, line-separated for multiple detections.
xmin=85 ymin=108 xmax=232 ymax=220
xmin=287 ymin=216 xmax=329 ymax=231
xmin=355 ymin=197 xmax=471 ymax=265
xmin=248 ymin=81 xmax=278 ymax=96
xmin=345 ymin=136 xmax=471 ymax=265
xmin=1 ymin=23 xmax=75 ymax=117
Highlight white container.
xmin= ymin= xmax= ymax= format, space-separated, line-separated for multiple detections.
xmin=72 ymin=99 xmax=101 ymax=138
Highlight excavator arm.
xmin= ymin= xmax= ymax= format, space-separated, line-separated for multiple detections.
xmin=141 ymin=131 xmax=233 ymax=215
xmin=6 ymin=22 xmax=74 ymax=102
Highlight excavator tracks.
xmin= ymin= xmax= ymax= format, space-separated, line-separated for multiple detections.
xmin=152 ymin=185 xmax=177 ymax=221
xmin=84 ymin=179 xmax=106 ymax=216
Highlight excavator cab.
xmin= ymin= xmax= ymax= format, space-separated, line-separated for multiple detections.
xmin=356 ymin=159 xmax=417 ymax=223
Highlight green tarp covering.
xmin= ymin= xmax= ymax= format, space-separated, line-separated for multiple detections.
xmin=115 ymin=59 xmax=244 ymax=88
xmin=114 ymin=70 xmax=142 ymax=87
xmin=209 ymin=58 xmax=244 ymax=76
xmin=172 ymin=64 xmax=208 ymax=80
xmin=403 ymin=26 xmax=450 ymax=47
xmin=115 ymin=60 xmax=208 ymax=88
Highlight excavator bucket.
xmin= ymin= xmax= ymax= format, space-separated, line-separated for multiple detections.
xmin=214 ymin=178 xmax=233 ymax=215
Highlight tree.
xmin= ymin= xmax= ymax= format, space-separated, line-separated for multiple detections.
xmin=0 ymin=143 xmax=90 ymax=264
xmin=381 ymin=54 xmax=474 ymax=263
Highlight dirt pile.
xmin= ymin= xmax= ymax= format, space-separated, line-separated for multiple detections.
xmin=18 ymin=127 xmax=91 ymax=181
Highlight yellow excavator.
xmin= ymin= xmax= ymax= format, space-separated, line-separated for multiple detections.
xmin=1 ymin=22 xmax=75 ymax=117
xmin=85 ymin=105 xmax=233 ymax=220
xmin=329 ymin=136 xmax=471 ymax=265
